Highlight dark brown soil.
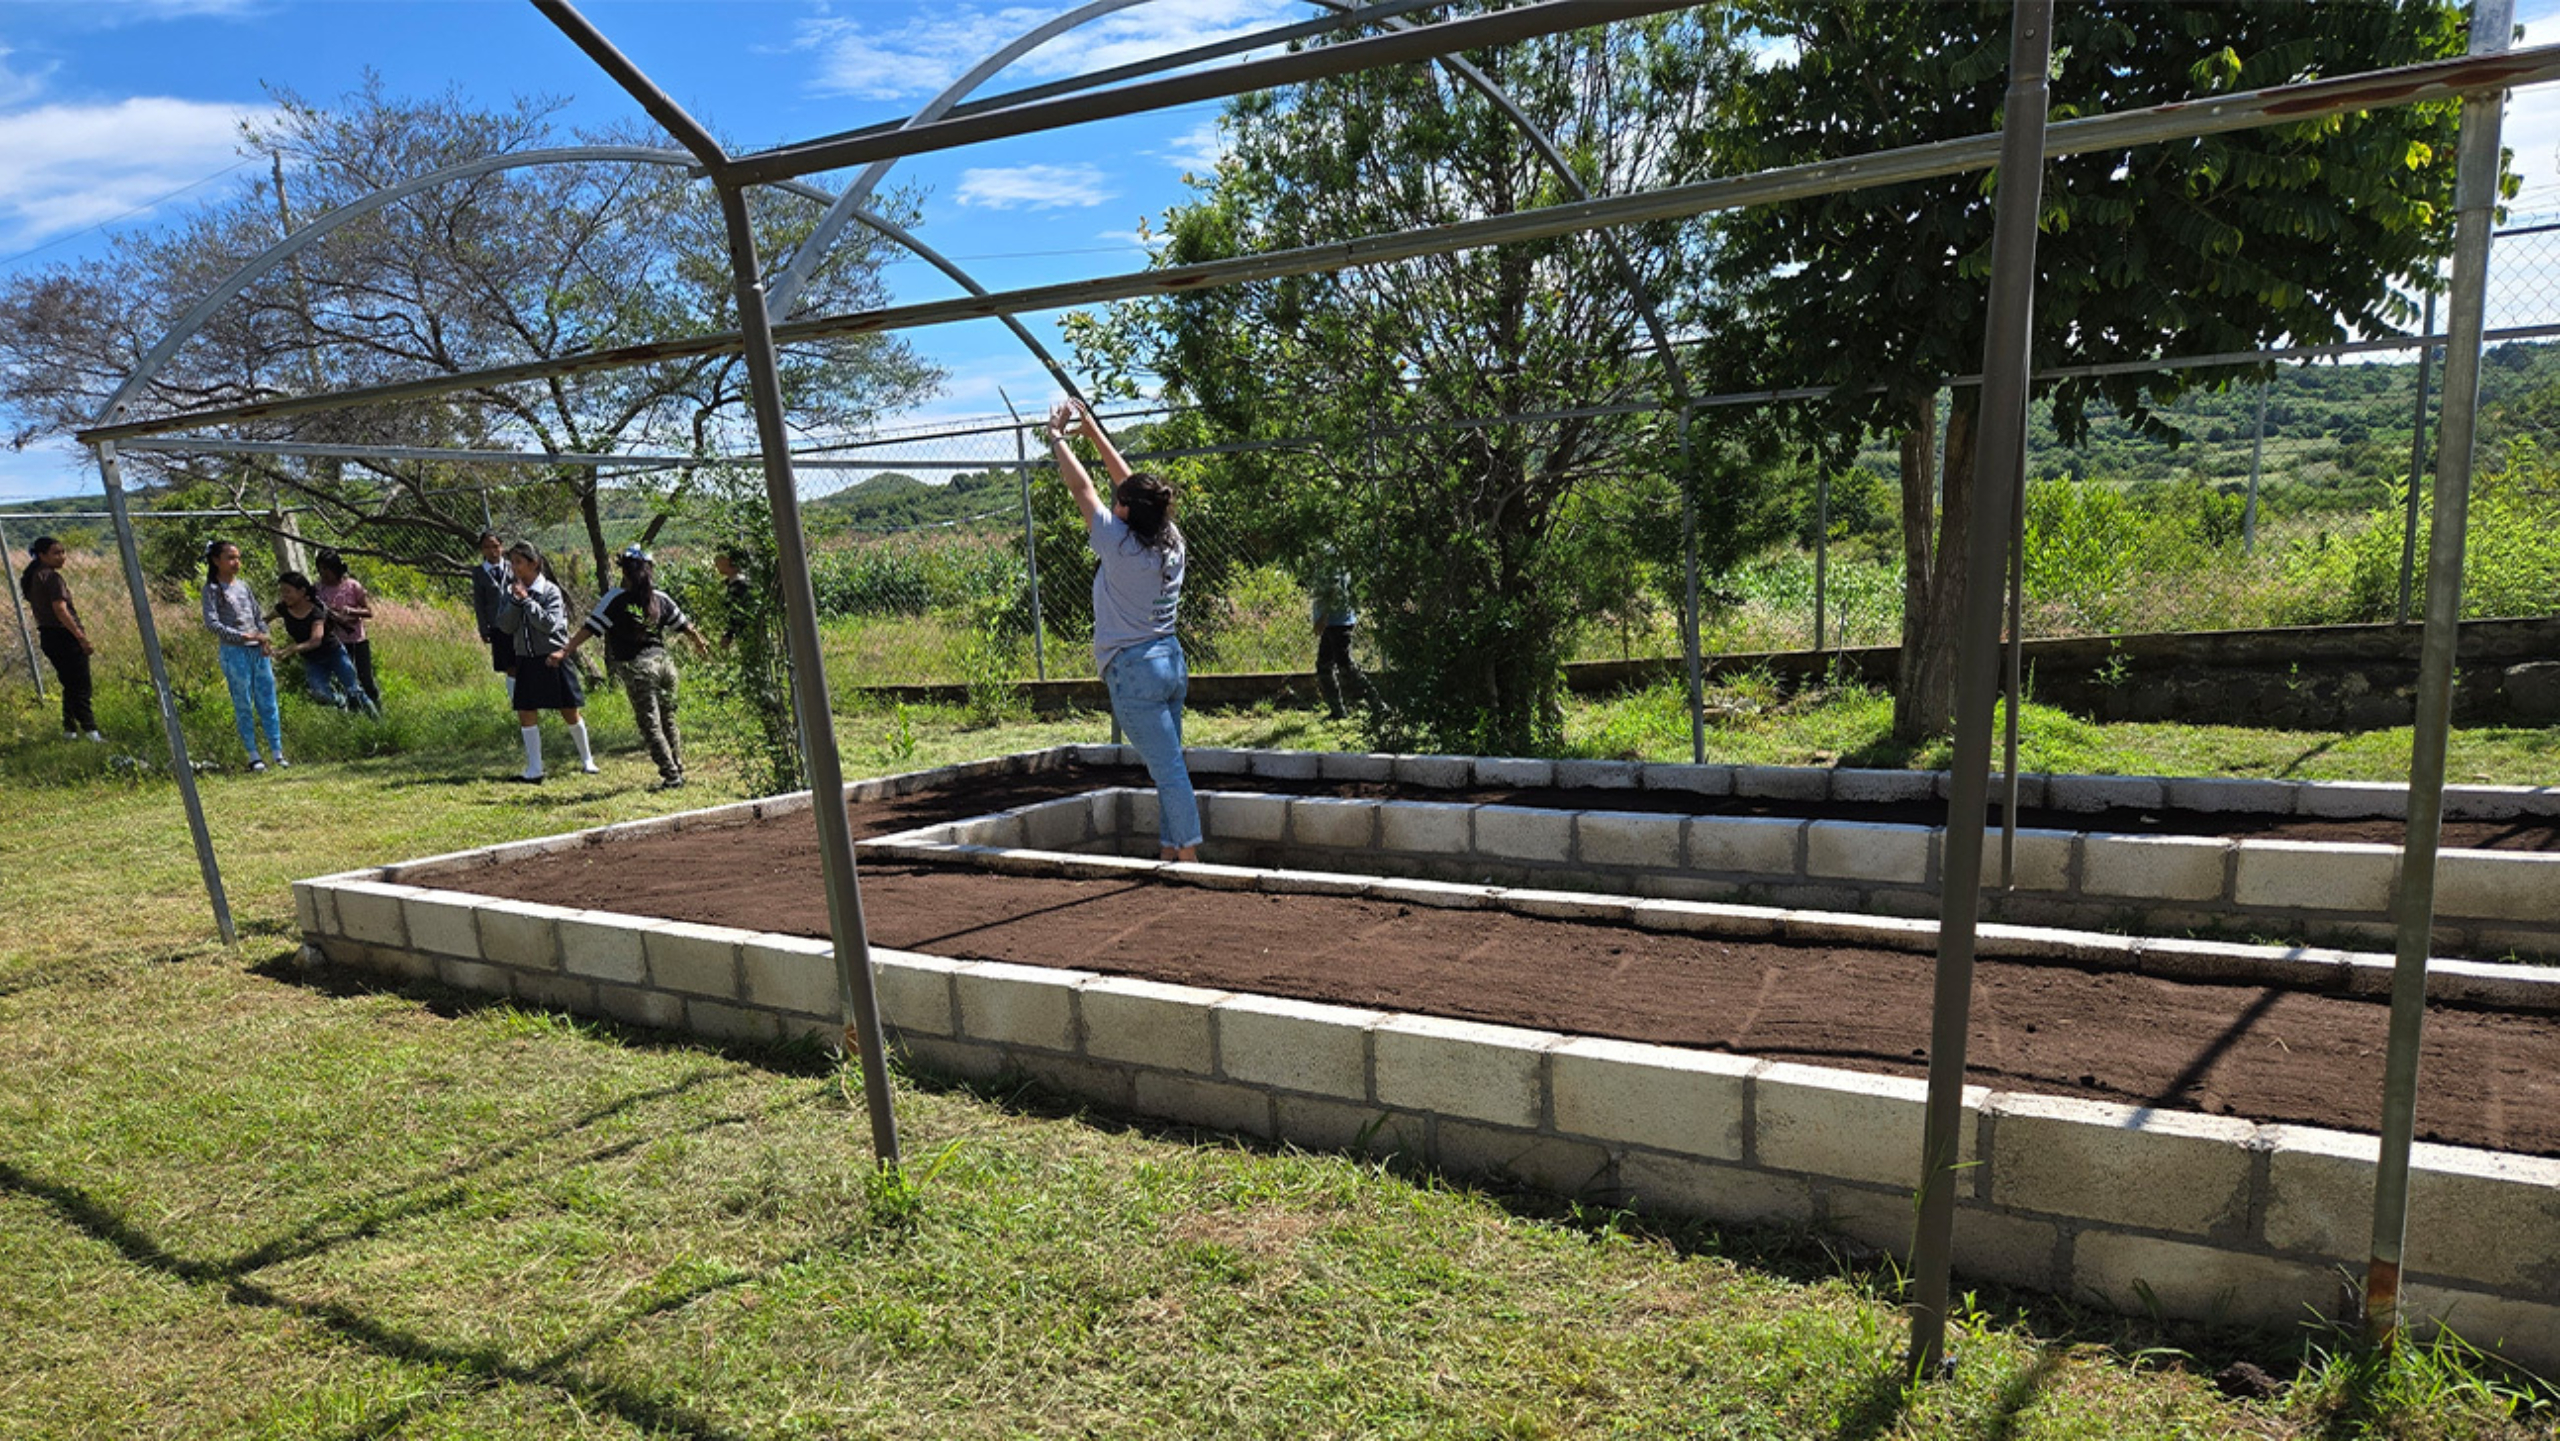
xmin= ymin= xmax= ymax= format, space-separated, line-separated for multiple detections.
xmin=451 ymin=766 xmax=2560 ymax=1157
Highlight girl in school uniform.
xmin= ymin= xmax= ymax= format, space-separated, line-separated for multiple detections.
xmin=492 ymin=541 xmax=596 ymax=783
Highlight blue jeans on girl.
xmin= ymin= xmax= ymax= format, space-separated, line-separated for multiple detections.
xmin=1104 ymin=635 xmax=1203 ymax=851
xmin=217 ymin=642 xmax=283 ymax=760
xmin=302 ymin=648 xmax=376 ymax=715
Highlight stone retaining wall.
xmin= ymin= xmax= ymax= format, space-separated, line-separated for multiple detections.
xmin=293 ymin=745 xmax=2560 ymax=1373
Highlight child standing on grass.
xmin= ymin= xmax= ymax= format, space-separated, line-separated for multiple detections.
xmin=20 ymin=535 xmax=101 ymax=742
xmin=1047 ymin=397 xmax=1201 ymax=862
xmin=271 ymin=569 xmax=378 ymax=718
xmin=555 ymin=546 xmax=710 ymax=791
xmin=495 ymin=540 xmax=595 ymax=784
xmin=201 ymin=540 xmax=285 ymax=772
xmin=313 ymin=549 xmax=381 ymax=709
xmin=472 ymin=530 xmax=513 ymax=679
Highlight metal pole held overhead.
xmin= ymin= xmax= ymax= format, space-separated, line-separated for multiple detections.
xmin=2365 ymin=0 xmax=2513 ymax=1353
xmin=1909 ymin=0 xmax=2052 ymax=1378
xmin=1000 ymin=388 xmax=1048 ymax=683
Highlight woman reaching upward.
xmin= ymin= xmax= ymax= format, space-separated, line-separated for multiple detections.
xmin=1048 ymin=398 xmax=1200 ymax=862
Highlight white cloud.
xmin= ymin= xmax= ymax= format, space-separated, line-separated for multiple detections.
xmin=1151 ymin=117 xmax=1226 ymax=175
xmin=795 ymin=0 xmax=1296 ymax=103
xmin=0 ymin=48 xmax=56 ymax=108
xmin=955 ymin=162 xmax=1117 ymax=210
xmin=0 ymin=95 xmax=271 ymax=252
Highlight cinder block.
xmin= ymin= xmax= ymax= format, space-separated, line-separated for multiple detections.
xmin=1253 ymin=869 xmax=1374 ymax=897
xmin=895 ymin=1035 xmax=1004 ymax=1083
xmin=2296 ymin=780 xmax=2408 ymax=819
xmin=1290 ymin=797 xmax=1377 ymax=850
xmin=1317 ymin=751 xmax=1395 ymax=782
xmin=1372 ymin=1014 xmax=1557 ymax=1129
xmin=1273 ymin=1096 xmax=1425 ymax=1158
xmin=1732 ymin=765 xmax=1830 ymax=801
xmin=334 ymin=882 xmax=420 ymax=948
xmin=1474 ymin=804 xmax=1573 ymax=863
xmin=1575 ymin=810 xmax=1684 ymax=870
xmin=1071 ymin=742 xmax=1133 ymax=767
xmin=2005 ymin=829 xmax=2077 ymax=894
xmin=1378 ymin=802 xmax=1473 ymax=855
xmin=1079 ymin=976 xmax=1224 ymax=1073
xmin=1617 ymin=1151 xmax=1814 ymax=1229
xmin=292 ymin=882 xmax=324 ymax=937
xmin=954 ymin=961 xmax=1087 ymax=1052
xmin=557 ymin=911 xmax=646 ymax=983
xmin=1781 ymin=912 xmax=1938 ymax=951
xmin=511 ymin=970 xmax=595 ymax=1014
xmin=435 ymin=955 xmax=509 ymax=995
xmin=2046 ymin=773 xmax=2165 ymax=813
xmin=2425 ymin=956 xmax=2560 ymax=1011
xmin=1550 ymin=1037 xmax=1752 ymax=1159
xmin=2262 ymin=1127 xmax=2560 ymax=1291
xmin=1804 ymin=822 xmax=1931 ymax=885
xmin=688 ymin=1000 xmax=780 ymax=1046
xmin=1642 ymin=763 xmax=1734 ymax=798
xmin=743 ymin=936 xmax=837 ymax=1016
xmin=594 ymin=983 xmax=685 ymax=1031
xmin=949 ymin=814 xmax=1026 ymax=849
xmin=645 ymin=922 xmax=745 ymax=999
xmin=1014 ymin=1053 xmax=1134 ymax=1111
xmin=1824 ymin=1189 xmax=2060 ymax=1291
xmin=1165 ymin=862 xmax=1263 ymax=891
xmin=2081 ymin=835 xmax=2229 ymax=902
xmin=1436 ymin=1120 xmax=1611 ymax=1196
xmin=1185 ymin=747 xmax=1252 ymax=775
xmin=1756 ymin=1063 xmax=1961 ymax=1189
xmin=1627 ymin=898 xmax=1787 ymax=939
xmin=1830 ymin=768 xmax=1936 ymax=804
xmin=1364 ymin=878 xmax=1499 ymax=910
xmin=1989 ymin=1094 xmax=2256 ymax=1237
xmin=2073 ymin=1231 xmax=2347 ymax=1332
xmin=2166 ymin=777 xmax=2298 ymax=815
xmin=2232 ymin=840 xmax=2397 ymax=916
xmin=2443 ymin=785 xmax=2540 ymax=821
xmin=1020 ymin=797 xmax=1092 ymax=851
xmin=1394 ymin=754 xmax=1475 ymax=789
xmin=1552 ymin=759 xmax=1639 ymax=790
xmin=1686 ymin=817 xmax=1802 ymax=876
xmin=1124 ymin=788 xmax=1160 ymax=844
xmin=1474 ymin=757 xmax=1554 ymax=789
xmin=872 ymin=950 xmax=960 ymax=1037
xmin=1205 ymin=792 xmax=1289 ymax=844
xmin=2435 ymin=851 xmax=2560 ymax=924
xmin=2399 ymin=1284 xmax=2560 ymax=1373
xmin=1249 ymin=749 xmax=1322 ymax=781
xmin=1217 ymin=995 xmax=1381 ymax=1098
xmin=402 ymin=892 xmax=485 ymax=959
xmin=1500 ymin=890 xmax=1635 ymax=925
xmin=1134 ymin=1073 xmax=1272 ymax=1137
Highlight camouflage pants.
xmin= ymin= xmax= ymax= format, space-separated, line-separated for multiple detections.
xmin=616 ymin=650 xmax=684 ymax=781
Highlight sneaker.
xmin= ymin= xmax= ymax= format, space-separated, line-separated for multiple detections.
xmin=84 ymin=731 xmax=105 ymax=743
xmin=504 ymin=773 xmax=544 ymax=785
xmin=653 ymin=775 xmax=687 ymax=791
xmin=63 ymin=732 xmax=79 ymax=743
xmin=274 ymin=755 xmax=291 ymax=769
xmin=580 ymin=761 xmax=601 ymax=775
xmin=249 ymin=759 xmax=267 ymax=773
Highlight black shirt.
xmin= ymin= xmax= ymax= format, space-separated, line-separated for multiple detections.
xmin=722 ymin=574 xmax=752 ymax=642
xmin=22 ymin=566 xmax=75 ymax=633
xmin=278 ymin=601 xmax=343 ymax=662
xmin=583 ymin=586 xmax=693 ymax=664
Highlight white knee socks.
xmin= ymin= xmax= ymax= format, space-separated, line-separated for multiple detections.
xmin=519 ymin=725 xmax=543 ymax=779
xmin=569 ymin=720 xmax=596 ymax=772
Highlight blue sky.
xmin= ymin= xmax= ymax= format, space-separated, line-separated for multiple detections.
xmin=4 ymin=0 xmax=2560 ymax=502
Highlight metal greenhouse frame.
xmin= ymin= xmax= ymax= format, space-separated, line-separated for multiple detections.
xmin=65 ymin=0 xmax=2548 ymax=1376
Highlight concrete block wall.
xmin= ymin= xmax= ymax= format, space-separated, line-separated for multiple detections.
xmin=296 ymin=867 xmax=2560 ymax=1373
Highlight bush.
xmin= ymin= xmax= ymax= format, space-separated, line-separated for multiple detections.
xmin=2279 ymin=437 xmax=2560 ymax=625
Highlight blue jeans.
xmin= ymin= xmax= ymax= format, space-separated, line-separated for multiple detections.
xmin=218 ymin=643 xmax=283 ymax=759
xmin=1105 ymin=636 xmax=1202 ymax=851
xmin=302 ymin=649 xmax=374 ymax=714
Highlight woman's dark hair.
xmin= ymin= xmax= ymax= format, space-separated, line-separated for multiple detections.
xmin=276 ymin=569 xmax=314 ymax=601
xmin=1116 ymin=472 xmax=1180 ymax=553
xmin=504 ymin=540 xmax=541 ymax=570
xmin=18 ymin=536 xmax=57 ymax=601
xmin=204 ymin=538 xmax=238 ymax=589
xmin=314 ymin=548 xmax=348 ymax=582
xmin=477 ymin=529 xmax=501 ymax=548
xmin=618 ymin=551 xmax=655 ymax=605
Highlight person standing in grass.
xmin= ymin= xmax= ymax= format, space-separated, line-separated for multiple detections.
xmin=495 ymin=540 xmax=594 ymax=784
xmin=20 ymin=535 xmax=101 ymax=743
xmin=201 ymin=539 xmax=285 ymax=771
xmin=313 ymin=548 xmax=381 ymax=710
xmin=1309 ymin=564 xmax=1378 ymax=722
xmin=1048 ymin=397 xmax=1201 ymax=862
xmin=471 ymin=529 xmax=513 ymax=679
xmin=712 ymin=547 xmax=752 ymax=647
xmin=554 ymin=546 xmax=709 ymax=791
xmin=271 ymin=569 xmax=378 ymax=717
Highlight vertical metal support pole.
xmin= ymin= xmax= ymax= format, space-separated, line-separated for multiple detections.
xmin=1813 ymin=470 xmax=1830 ymax=655
xmin=716 ymin=185 xmax=900 ymax=1168
xmin=1679 ymin=406 xmax=1706 ymax=764
xmin=1909 ymin=0 xmax=2050 ymax=1377
xmin=2398 ymin=289 xmax=2438 ymax=626
xmin=2366 ymin=0 xmax=2509 ymax=1349
xmin=0 ymin=517 xmax=45 ymax=699
xmin=2001 ymin=382 xmax=2028 ymax=891
xmin=999 ymin=390 xmax=1048 ymax=682
xmin=96 ymin=441 xmax=235 ymax=947
xmin=480 ymin=485 xmax=497 ymax=537
xmin=2244 ymin=380 xmax=2268 ymax=557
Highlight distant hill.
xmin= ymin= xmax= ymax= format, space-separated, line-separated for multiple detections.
xmin=807 ymin=467 xmax=1027 ymax=532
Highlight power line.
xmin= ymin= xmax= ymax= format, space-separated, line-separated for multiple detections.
xmin=0 ymin=155 xmax=261 ymax=271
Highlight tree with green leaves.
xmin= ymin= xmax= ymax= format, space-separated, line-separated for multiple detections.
xmin=1698 ymin=0 xmax=2490 ymax=740
xmin=1072 ymin=10 xmax=1768 ymax=755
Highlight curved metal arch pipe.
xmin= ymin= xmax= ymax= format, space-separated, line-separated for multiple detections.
xmin=92 ymin=145 xmax=1083 ymax=429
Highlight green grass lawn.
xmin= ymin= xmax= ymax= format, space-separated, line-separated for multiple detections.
xmin=3 ymin=664 xmax=2556 ymax=1437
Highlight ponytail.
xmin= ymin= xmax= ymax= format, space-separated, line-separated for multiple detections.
xmin=1116 ymin=473 xmax=1180 ymax=555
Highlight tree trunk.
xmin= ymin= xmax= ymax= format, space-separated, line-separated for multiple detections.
xmin=578 ymin=481 xmax=610 ymax=598
xmin=1893 ymin=394 xmax=1977 ymax=742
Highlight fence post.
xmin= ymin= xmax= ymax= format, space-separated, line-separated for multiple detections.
xmin=1909 ymin=0 xmax=2050 ymax=1378
xmin=1812 ymin=469 xmax=1829 ymax=654
xmin=999 ymin=390 xmax=1048 ymax=682
xmin=2001 ymin=380 xmax=2028 ymax=891
xmin=2398 ymin=288 xmax=2437 ymax=625
xmin=2366 ymin=0 xmax=2510 ymax=1351
xmin=2243 ymin=379 xmax=2268 ymax=556
xmin=1679 ymin=406 xmax=1705 ymax=764
xmin=95 ymin=441 xmax=235 ymax=946
xmin=0 ymin=516 xmax=45 ymax=700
